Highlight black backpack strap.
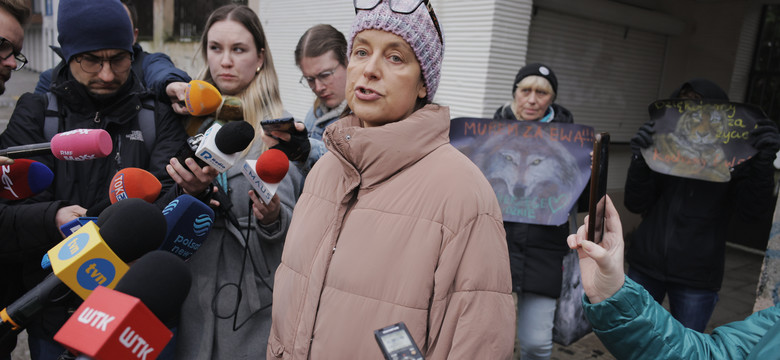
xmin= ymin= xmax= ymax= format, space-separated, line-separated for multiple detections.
xmin=138 ymin=98 xmax=156 ymax=153
xmin=43 ymin=92 xmax=60 ymax=140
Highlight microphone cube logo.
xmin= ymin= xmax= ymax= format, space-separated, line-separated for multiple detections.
xmin=58 ymin=233 xmax=90 ymax=261
xmin=77 ymin=258 xmax=117 ymax=290
xmin=162 ymin=199 xmax=180 ymax=215
xmin=194 ymin=214 xmax=213 ymax=237
xmin=111 ymin=173 xmax=128 ymax=201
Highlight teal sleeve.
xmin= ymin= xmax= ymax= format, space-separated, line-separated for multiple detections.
xmin=582 ymin=276 xmax=776 ymax=360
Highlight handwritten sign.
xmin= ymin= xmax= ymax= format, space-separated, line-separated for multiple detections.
xmin=642 ymin=100 xmax=761 ymax=182
xmin=450 ymin=118 xmax=594 ymax=226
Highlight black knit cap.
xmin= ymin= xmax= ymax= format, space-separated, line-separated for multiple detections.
xmin=669 ymin=78 xmax=729 ymax=101
xmin=512 ymin=63 xmax=558 ymax=96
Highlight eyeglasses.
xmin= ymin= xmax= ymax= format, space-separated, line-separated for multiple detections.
xmin=0 ymin=36 xmax=28 ymax=71
xmin=299 ymin=67 xmax=339 ymax=89
xmin=354 ymin=0 xmax=443 ymax=44
xmin=74 ymin=53 xmax=132 ymax=74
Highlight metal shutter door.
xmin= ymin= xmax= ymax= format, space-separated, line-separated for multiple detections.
xmin=526 ymin=8 xmax=667 ymax=142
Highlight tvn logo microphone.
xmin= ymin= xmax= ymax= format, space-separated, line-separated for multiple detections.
xmin=47 ymin=222 xmax=129 ymax=299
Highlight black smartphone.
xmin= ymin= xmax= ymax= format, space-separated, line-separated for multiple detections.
xmin=260 ymin=117 xmax=295 ymax=133
xmin=587 ymin=132 xmax=610 ymax=244
xmin=374 ymin=322 xmax=424 ymax=360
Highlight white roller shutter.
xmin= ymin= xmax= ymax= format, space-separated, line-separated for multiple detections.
xmin=526 ymin=8 xmax=667 ymax=142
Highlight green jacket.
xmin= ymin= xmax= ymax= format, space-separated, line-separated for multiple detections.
xmin=583 ymin=277 xmax=780 ymax=359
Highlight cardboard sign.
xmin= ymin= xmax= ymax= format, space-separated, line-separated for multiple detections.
xmin=642 ymin=100 xmax=761 ymax=182
xmin=450 ymin=118 xmax=594 ymax=226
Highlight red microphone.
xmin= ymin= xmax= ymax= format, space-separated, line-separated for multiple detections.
xmin=109 ymin=168 xmax=162 ymax=204
xmin=54 ymin=251 xmax=191 ymax=360
xmin=240 ymin=149 xmax=289 ymax=204
xmin=0 ymin=159 xmax=54 ymax=200
xmin=0 ymin=129 xmax=113 ymax=161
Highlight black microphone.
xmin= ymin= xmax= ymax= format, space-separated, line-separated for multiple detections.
xmin=53 ymin=251 xmax=192 ymax=360
xmin=175 ymin=121 xmax=254 ymax=173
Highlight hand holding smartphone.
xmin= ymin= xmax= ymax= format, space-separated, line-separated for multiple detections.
xmin=260 ymin=117 xmax=296 ymax=134
xmin=588 ymin=132 xmax=610 ymax=244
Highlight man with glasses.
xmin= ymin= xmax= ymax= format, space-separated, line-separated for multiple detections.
xmin=0 ymin=0 xmax=27 ymax=96
xmin=0 ymin=0 xmax=186 ymax=359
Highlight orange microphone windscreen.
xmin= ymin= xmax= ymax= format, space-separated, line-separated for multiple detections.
xmin=185 ymin=80 xmax=223 ymax=116
xmin=109 ymin=168 xmax=163 ymax=204
xmin=256 ymin=149 xmax=289 ymax=184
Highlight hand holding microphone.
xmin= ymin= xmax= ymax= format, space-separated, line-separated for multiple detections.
xmin=241 ymin=149 xmax=289 ymax=224
xmin=0 ymin=128 xmax=112 ymax=161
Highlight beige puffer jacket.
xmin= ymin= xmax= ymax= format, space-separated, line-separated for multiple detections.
xmin=268 ymin=105 xmax=515 ymax=359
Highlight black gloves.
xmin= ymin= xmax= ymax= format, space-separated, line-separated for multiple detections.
xmin=750 ymin=118 xmax=780 ymax=162
xmin=271 ymin=125 xmax=311 ymax=163
xmin=630 ymin=120 xmax=655 ymax=157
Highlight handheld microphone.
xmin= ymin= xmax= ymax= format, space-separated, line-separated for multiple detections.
xmin=109 ymin=168 xmax=162 ymax=204
xmin=185 ymin=80 xmax=222 ymax=116
xmin=192 ymin=121 xmax=254 ymax=173
xmin=54 ymin=251 xmax=191 ymax=360
xmin=0 ymin=159 xmax=54 ymax=200
xmin=0 ymin=129 xmax=112 ymax=161
xmin=0 ymin=199 xmax=166 ymax=337
xmin=158 ymin=195 xmax=215 ymax=261
xmin=240 ymin=149 xmax=289 ymax=204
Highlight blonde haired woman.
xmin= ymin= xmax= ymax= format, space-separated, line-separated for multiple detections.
xmin=165 ymin=4 xmax=303 ymax=359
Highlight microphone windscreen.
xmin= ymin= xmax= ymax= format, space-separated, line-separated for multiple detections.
xmin=185 ymin=80 xmax=223 ymax=116
xmin=96 ymin=198 xmax=167 ymax=263
xmin=0 ymin=159 xmax=54 ymax=199
xmin=160 ymin=194 xmax=215 ymax=261
xmin=115 ymin=250 xmax=192 ymax=326
xmin=214 ymin=121 xmax=254 ymax=154
xmin=50 ymin=129 xmax=113 ymax=161
xmin=256 ymin=149 xmax=289 ymax=184
xmin=109 ymin=167 xmax=162 ymax=204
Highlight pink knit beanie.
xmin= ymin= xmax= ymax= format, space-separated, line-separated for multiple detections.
xmin=348 ymin=0 xmax=443 ymax=101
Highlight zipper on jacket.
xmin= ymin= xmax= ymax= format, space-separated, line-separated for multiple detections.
xmin=93 ymin=111 xmax=101 ymax=124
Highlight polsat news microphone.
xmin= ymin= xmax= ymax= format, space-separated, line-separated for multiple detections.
xmin=54 ymin=250 xmax=191 ymax=360
xmin=0 ymin=128 xmax=112 ymax=160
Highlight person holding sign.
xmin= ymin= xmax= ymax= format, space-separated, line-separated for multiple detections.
xmin=493 ymin=63 xmax=584 ymax=359
xmin=268 ymin=1 xmax=514 ymax=358
xmin=568 ymin=196 xmax=780 ymax=360
xmin=624 ymin=79 xmax=780 ymax=332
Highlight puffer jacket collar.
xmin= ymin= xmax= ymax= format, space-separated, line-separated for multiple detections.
xmin=322 ymin=104 xmax=451 ymax=190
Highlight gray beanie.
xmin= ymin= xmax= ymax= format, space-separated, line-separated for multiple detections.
xmin=57 ymin=0 xmax=134 ymax=63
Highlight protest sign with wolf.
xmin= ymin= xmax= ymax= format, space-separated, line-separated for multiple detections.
xmin=451 ymin=118 xmax=593 ymax=225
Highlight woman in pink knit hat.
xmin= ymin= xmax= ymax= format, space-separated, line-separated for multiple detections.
xmin=267 ymin=1 xmax=515 ymax=359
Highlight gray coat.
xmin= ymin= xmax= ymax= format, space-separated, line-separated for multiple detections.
xmin=175 ymin=130 xmax=305 ymax=360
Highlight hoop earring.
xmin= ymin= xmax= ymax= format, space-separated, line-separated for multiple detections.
xmin=256 ymin=66 xmax=261 ymax=74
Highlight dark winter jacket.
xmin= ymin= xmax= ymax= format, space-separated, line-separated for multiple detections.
xmin=624 ymin=153 xmax=774 ymax=290
xmin=493 ymin=102 xmax=578 ymax=298
xmin=34 ymin=43 xmax=191 ymax=102
xmin=0 ymin=64 xmax=187 ymax=344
